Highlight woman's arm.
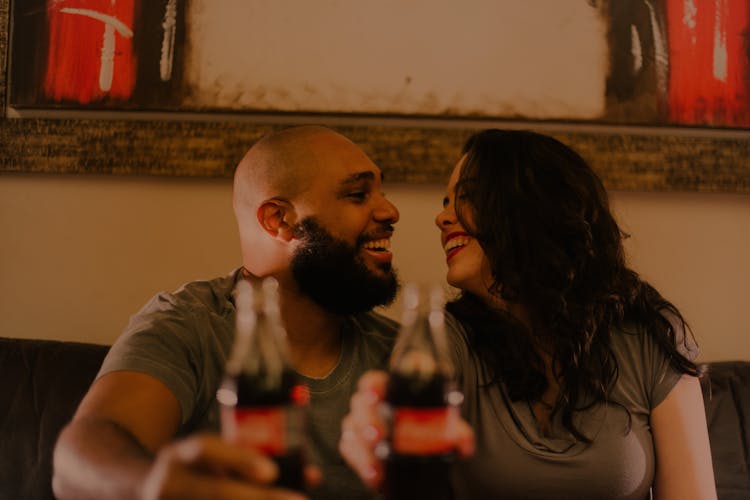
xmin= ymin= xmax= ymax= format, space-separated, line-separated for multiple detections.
xmin=651 ymin=375 xmax=717 ymax=500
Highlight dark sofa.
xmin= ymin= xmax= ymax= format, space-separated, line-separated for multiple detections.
xmin=0 ymin=336 xmax=748 ymax=500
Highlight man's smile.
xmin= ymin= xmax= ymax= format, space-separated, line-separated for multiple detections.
xmin=361 ymin=237 xmax=393 ymax=265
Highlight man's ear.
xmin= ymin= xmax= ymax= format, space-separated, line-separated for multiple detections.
xmin=257 ymin=199 xmax=296 ymax=242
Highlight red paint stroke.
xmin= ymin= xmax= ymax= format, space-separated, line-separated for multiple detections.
xmin=44 ymin=0 xmax=137 ymax=104
xmin=666 ymin=0 xmax=750 ymax=127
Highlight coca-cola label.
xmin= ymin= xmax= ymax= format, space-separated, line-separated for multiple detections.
xmin=392 ymin=407 xmax=453 ymax=455
xmin=227 ymin=407 xmax=286 ymax=455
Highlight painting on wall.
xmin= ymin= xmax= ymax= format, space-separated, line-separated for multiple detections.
xmin=9 ymin=0 xmax=187 ymax=109
xmin=8 ymin=0 xmax=750 ymax=128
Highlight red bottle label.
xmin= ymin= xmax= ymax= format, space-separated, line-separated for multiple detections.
xmin=392 ymin=407 xmax=454 ymax=455
xmin=223 ymin=407 xmax=286 ymax=455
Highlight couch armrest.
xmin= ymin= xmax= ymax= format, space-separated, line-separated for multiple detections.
xmin=700 ymin=361 xmax=750 ymax=500
xmin=0 ymin=337 xmax=109 ymax=500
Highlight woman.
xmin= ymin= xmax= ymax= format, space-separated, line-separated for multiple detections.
xmin=340 ymin=129 xmax=716 ymax=499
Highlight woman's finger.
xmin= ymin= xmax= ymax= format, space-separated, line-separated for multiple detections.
xmin=339 ymin=414 xmax=383 ymax=488
xmin=356 ymin=370 xmax=389 ymax=399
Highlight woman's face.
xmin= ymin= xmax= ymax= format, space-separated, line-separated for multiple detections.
xmin=435 ymin=156 xmax=495 ymax=301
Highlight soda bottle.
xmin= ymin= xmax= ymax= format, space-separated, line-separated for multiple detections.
xmin=380 ymin=283 xmax=460 ymax=500
xmin=217 ymin=277 xmax=309 ymax=491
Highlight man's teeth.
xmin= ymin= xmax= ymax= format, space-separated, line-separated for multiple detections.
xmin=445 ymin=237 xmax=470 ymax=253
xmin=363 ymin=239 xmax=390 ymax=251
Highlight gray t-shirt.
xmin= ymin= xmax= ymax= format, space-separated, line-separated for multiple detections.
xmin=445 ymin=312 xmax=698 ymax=500
xmin=99 ymin=269 xmax=398 ymax=500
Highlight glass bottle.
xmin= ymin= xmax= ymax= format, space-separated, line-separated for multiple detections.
xmin=380 ymin=283 xmax=459 ymax=500
xmin=217 ymin=278 xmax=309 ymax=491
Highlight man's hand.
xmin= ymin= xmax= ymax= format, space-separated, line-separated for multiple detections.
xmin=142 ymin=434 xmax=316 ymax=500
xmin=53 ymin=371 xmax=320 ymax=500
xmin=338 ymin=370 xmax=475 ymax=489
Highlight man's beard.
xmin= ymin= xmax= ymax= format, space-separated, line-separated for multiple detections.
xmin=290 ymin=217 xmax=399 ymax=314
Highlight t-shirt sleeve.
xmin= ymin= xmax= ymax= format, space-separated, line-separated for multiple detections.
xmin=644 ymin=311 xmax=700 ymax=409
xmin=97 ymin=293 xmax=203 ymax=425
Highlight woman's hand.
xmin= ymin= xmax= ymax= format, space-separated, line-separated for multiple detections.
xmin=338 ymin=370 xmax=475 ymax=489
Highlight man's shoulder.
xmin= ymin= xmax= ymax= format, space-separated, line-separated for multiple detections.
xmin=350 ymin=310 xmax=400 ymax=337
xmin=121 ymin=269 xmax=239 ymax=338
xmin=139 ymin=269 xmax=240 ymax=318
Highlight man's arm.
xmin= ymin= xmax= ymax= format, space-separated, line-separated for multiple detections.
xmin=52 ymin=371 xmax=179 ymax=498
xmin=52 ymin=371 xmax=299 ymax=500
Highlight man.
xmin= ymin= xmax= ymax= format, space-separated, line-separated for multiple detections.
xmin=52 ymin=125 xmax=401 ymax=500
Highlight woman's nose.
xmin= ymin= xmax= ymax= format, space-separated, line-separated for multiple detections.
xmin=435 ymin=206 xmax=454 ymax=228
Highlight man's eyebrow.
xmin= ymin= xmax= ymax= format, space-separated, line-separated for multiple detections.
xmin=339 ymin=171 xmax=378 ymax=185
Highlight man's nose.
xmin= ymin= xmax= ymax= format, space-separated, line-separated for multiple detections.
xmin=374 ymin=196 xmax=399 ymax=224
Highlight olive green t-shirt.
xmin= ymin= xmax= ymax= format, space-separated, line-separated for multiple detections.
xmin=445 ymin=312 xmax=698 ymax=500
xmin=99 ymin=269 xmax=398 ymax=500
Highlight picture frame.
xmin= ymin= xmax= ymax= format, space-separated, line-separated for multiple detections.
xmin=1 ymin=0 xmax=748 ymax=192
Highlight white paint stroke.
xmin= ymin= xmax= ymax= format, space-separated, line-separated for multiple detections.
xmin=160 ymin=0 xmax=178 ymax=81
xmin=683 ymin=0 xmax=698 ymax=45
xmin=60 ymin=8 xmax=134 ymax=37
xmin=60 ymin=7 xmax=134 ymax=93
xmin=631 ymin=24 xmax=643 ymax=73
xmin=645 ymin=0 xmax=669 ymax=97
xmin=99 ymin=24 xmax=115 ymax=91
xmin=712 ymin=0 xmax=728 ymax=82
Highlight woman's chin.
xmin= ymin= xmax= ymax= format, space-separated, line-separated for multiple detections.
xmin=446 ymin=274 xmax=473 ymax=295
xmin=445 ymin=274 xmax=461 ymax=290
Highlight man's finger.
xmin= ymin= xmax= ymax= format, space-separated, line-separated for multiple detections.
xmin=166 ymin=474 xmax=308 ymax=500
xmin=173 ymin=434 xmax=278 ymax=483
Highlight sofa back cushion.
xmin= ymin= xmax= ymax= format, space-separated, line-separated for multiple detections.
xmin=0 ymin=337 xmax=108 ymax=500
xmin=701 ymin=361 xmax=750 ymax=500
xmin=0 ymin=337 xmax=748 ymax=500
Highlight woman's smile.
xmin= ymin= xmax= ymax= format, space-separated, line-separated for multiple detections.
xmin=443 ymin=231 xmax=472 ymax=262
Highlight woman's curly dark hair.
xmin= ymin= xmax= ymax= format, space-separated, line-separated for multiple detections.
xmin=445 ymin=129 xmax=699 ymax=442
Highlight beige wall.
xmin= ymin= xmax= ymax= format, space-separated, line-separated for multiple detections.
xmin=1 ymin=174 xmax=748 ymax=361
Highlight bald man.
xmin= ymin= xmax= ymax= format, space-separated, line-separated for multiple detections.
xmin=52 ymin=126 xmax=401 ymax=500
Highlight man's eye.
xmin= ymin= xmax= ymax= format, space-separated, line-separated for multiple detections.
xmin=348 ymin=192 xmax=368 ymax=201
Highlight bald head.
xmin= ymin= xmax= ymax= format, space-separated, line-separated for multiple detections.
xmin=233 ymin=125 xmax=354 ymax=210
xmin=233 ymin=125 xmax=374 ymax=276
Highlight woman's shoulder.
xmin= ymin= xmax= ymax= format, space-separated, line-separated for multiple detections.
xmin=608 ymin=315 xmax=698 ymax=409
xmin=611 ymin=310 xmax=699 ymax=362
xmin=445 ymin=310 xmax=471 ymax=336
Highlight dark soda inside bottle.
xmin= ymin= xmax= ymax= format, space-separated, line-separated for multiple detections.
xmin=383 ymin=371 xmax=454 ymax=500
xmin=218 ymin=278 xmax=308 ymax=492
xmin=381 ymin=284 xmax=458 ymax=500
xmin=386 ymin=371 xmax=448 ymax=407
xmin=231 ymin=368 xmax=306 ymax=490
